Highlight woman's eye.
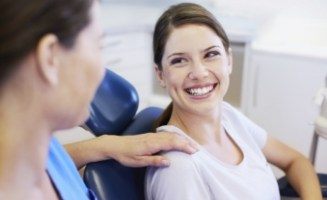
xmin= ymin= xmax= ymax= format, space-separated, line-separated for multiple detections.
xmin=205 ymin=51 xmax=220 ymax=58
xmin=170 ymin=57 xmax=185 ymax=65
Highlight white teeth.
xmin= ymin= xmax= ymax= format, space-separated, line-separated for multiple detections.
xmin=187 ymin=85 xmax=214 ymax=96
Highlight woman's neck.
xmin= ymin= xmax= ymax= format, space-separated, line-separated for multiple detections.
xmin=168 ymin=104 xmax=223 ymax=145
xmin=0 ymin=91 xmax=53 ymax=198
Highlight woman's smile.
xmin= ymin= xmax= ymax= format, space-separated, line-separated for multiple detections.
xmin=184 ymin=83 xmax=218 ymax=99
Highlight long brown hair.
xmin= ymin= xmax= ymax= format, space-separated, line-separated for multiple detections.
xmin=152 ymin=3 xmax=230 ymax=129
xmin=0 ymin=0 xmax=93 ymax=85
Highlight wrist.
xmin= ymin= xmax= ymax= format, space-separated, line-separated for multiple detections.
xmin=95 ymin=134 xmax=118 ymax=161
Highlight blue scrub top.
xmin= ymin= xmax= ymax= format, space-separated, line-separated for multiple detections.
xmin=47 ymin=137 xmax=97 ymax=200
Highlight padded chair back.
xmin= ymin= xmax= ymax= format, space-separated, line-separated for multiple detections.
xmin=83 ymin=69 xmax=164 ymax=200
xmin=85 ymin=69 xmax=139 ymax=136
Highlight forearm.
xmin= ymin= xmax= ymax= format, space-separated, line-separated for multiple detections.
xmin=284 ymin=156 xmax=322 ymax=200
xmin=64 ymin=135 xmax=114 ymax=169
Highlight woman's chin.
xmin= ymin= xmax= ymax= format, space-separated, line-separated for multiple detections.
xmin=79 ymin=109 xmax=91 ymax=124
xmin=68 ymin=109 xmax=90 ymax=129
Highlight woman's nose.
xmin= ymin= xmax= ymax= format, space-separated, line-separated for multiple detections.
xmin=188 ymin=62 xmax=209 ymax=80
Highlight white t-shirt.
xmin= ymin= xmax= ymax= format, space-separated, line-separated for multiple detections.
xmin=145 ymin=102 xmax=280 ymax=200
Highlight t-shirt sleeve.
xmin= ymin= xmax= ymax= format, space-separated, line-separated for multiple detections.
xmin=145 ymin=151 xmax=210 ymax=200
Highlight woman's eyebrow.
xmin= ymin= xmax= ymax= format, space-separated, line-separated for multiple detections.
xmin=167 ymin=52 xmax=185 ymax=59
xmin=202 ymin=45 xmax=222 ymax=52
xmin=166 ymin=45 xmax=222 ymax=59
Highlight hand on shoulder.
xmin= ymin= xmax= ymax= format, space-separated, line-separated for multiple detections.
xmin=100 ymin=132 xmax=198 ymax=167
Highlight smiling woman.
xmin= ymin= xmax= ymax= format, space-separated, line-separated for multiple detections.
xmin=146 ymin=3 xmax=323 ymax=200
xmin=157 ymin=24 xmax=232 ymax=115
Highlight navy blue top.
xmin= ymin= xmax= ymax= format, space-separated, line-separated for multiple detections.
xmin=47 ymin=137 xmax=97 ymax=200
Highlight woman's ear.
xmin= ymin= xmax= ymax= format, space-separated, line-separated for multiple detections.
xmin=35 ymin=34 xmax=60 ymax=86
xmin=154 ymin=65 xmax=166 ymax=88
xmin=227 ymin=47 xmax=233 ymax=74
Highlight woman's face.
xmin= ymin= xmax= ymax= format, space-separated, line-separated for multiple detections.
xmin=157 ymin=24 xmax=232 ymax=115
xmin=56 ymin=1 xmax=105 ymax=128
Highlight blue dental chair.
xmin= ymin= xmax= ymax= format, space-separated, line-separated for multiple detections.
xmin=83 ymin=69 xmax=163 ymax=200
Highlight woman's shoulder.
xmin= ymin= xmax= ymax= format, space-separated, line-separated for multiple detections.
xmin=148 ymin=150 xmax=198 ymax=176
xmin=221 ymin=101 xmax=247 ymax=124
xmin=221 ymin=101 xmax=268 ymax=149
xmin=222 ymin=101 xmax=242 ymax=116
xmin=145 ymin=150 xmax=204 ymax=196
xmin=222 ymin=101 xmax=258 ymax=127
xmin=164 ymin=150 xmax=197 ymax=165
xmin=145 ymin=150 xmax=210 ymax=200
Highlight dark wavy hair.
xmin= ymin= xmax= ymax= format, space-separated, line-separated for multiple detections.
xmin=0 ymin=0 xmax=93 ymax=84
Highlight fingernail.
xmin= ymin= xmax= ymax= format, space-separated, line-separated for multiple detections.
xmin=188 ymin=146 xmax=198 ymax=154
xmin=190 ymin=141 xmax=199 ymax=149
xmin=162 ymin=159 xmax=170 ymax=166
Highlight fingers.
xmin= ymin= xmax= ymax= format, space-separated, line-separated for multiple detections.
xmin=115 ymin=133 xmax=199 ymax=167
xmin=148 ymin=132 xmax=199 ymax=154
xmin=124 ymin=155 xmax=171 ymax=167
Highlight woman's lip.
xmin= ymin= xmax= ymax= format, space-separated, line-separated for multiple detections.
xmin=186 ymin=89 xmax=214 ymax=100
xmin=184 ymin=83 xmax=217 ymax=90
xmin=184 ymin=83 xmax=218 ymax=98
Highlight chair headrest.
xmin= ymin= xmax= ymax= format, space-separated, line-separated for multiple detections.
xmin=85 ymin=69 xmax=139 ymax=136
